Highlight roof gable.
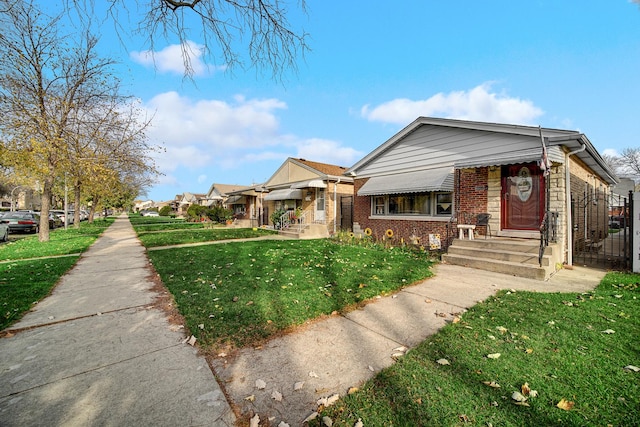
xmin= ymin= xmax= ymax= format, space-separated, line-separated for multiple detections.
xmin=346 ymin=117 xmax=617 ymax=185
xmin=264 ymin=158 xmax=349 ymax=188
xmin=206 ymin=183 xmax=251 ymax=198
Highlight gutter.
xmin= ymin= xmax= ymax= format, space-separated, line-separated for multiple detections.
xmin=565 ymin=142 xmax=587 ymax=266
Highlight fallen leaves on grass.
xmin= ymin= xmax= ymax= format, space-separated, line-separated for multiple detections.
xmin=601 ymin=329 xmax=616 ymax=334
xmin=511 ymin=391 xmax=529 ymax=406
xmin=436 ymin=358 xmax=450 ymax=365
xmin=487 ymin=353 xmax=501 ymax=359
xmin=556 ymin=398 xmax=575 ymax=411
xmin=482 ymin=381 xmax=501 ymax=388
xmin=623 ymin=365 xmax=640 ymax=372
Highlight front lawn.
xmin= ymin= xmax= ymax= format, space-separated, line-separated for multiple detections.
xmin=147 ymin=239 xmax=435 ymax=351
xmin=314 ymin=272 xmax=640 ymax=426
xmin=137 ymin=227 xmax=278 ymax=248
xmin=0 ymin=219 xmax=114 ymax=261
xmin=0 ymin=257 xmax=79 ymax=330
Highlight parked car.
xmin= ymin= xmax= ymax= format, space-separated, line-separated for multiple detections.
xmin=141 ymin=210 xmax=159 ymax=217
xmin=36 ymin=212 xmax=63 ymax=229
xmin=0 ymin=220 xmax=8 ymax=242
xmin=2 ymin=212 xmax=40 ymax=233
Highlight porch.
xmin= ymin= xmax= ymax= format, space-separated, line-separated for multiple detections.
xmin=442 ymin=236 xmax=561 ymax=281
xmin=275 ymin=210 xmax=330 ymax=239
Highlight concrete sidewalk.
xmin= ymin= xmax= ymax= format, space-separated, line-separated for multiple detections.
xmin=0 ymin=215 xmax=235 ymax=426
xmin=212 ymin=262 xmax=606 ymax=425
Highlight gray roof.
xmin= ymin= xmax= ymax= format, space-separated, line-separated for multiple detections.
xmin=346 ymin=117 xmax=618 ymax=185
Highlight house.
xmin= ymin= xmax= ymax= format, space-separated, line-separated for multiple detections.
xmin=345 ymin=117 xmax=619 ymax=279
xmin=201 ymin=183 xmax=249 ymax=207
xmin=262 ymin=158 xmax=354 ymax=238
xmin=224 ymin=185 xmax=268 ymax=227
xmin=172 ymin=192 xmax=206 ymax=216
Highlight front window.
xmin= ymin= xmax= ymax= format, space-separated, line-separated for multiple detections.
xmin=371 ymin=192 xmax=452 ymax=216
xmin=436 ymin=193 xmax=452 ymax=215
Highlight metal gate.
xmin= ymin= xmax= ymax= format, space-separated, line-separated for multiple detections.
xmin=572 ymin=190 xmax=632 ymax=270
xmin=340 ymin=196 xmax=353 ymax=231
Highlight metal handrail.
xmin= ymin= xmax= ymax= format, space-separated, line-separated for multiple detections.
xmin=279 ymin=210 xmax=307 ymax=233
xmin=539 ymin=210 xmax=558 ymax=266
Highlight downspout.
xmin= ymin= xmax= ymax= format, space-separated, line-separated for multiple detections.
xmin=333 ymin=177 xmax=341 ymax=234
xmin=565 ymin=142 xmax=586 ymax=266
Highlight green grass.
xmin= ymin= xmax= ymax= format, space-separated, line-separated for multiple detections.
xmin=132 ymin=222 xmax=209 ymax=232
xmin=313 ymin=272 xmax=640 ymax=427
xmin=137 ymin=227 xmax=278 ymax=248
xmin=129 ymin=215 xmax=187 ymax=226
xmin=147 ymin=239 xmax=435 ymax=350
xmin=0 ymin=219 xmax=114 ymax=261
xmin=0 ymin=257 xmax=79 ymax=329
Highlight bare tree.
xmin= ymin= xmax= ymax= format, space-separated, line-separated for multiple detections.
xmin=67 ymin=0 xmax=310 ymax=80
xmin=0 ymin=1 xmax=158 ymax=240
xmin=615 ymin=148 xmax=640 ymax=177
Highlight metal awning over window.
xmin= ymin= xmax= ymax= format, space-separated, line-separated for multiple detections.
xmin=226 ymin=195 xmax=246 ymax=204
xmin=264 ymin=189 xmax=303 ymax=201
xmin=291 ymin=179 xmax=327 ymax=189
xmin=358 ymin=166 xmax=454 ymax=196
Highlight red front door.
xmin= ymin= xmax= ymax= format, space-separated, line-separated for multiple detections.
xmin=501 ymin=164 xmax=545 ymax=230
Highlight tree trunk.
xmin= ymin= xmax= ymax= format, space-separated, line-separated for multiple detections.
xmin=38 ymin=177 xmax=54 ymax=242
xmin=74 ymin=180 xmax=81 ymax=228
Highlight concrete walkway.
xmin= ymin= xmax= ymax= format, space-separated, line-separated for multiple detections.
xmin=0 ymin=215 xmax=607 ymax=426
xmin=212 ymin=262 xmax=605 ymax=425
xmin=0 ymin=215 xmax=235 ymax=426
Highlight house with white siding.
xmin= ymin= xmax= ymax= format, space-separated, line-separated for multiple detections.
xmin=345 ymin=117 xmax=618 ymax=279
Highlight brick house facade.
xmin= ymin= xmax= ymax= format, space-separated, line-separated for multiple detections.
xmin=346 ymin=117 xmax=618 ymax=265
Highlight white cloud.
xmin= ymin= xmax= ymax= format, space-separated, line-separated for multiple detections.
xmin=361 ymin=83 xmax=544 ymax=126
xmin=130 ymin=41 xmax=216 ymax=76
xmin=296 ymin=138 xmax=364 ymax=167
xmin=143 ymin=92 xmax=359 ymax=180
xmin=602 ymin=148 xmax=619 ymax=157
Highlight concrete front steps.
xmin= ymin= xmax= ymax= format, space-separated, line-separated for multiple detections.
xmin=442 ymin=237 xmax=560 ymax=281
xmin=278 ymin=223 xmax=329 ymax=239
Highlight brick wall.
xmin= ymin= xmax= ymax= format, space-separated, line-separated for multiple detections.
xmin=457 ymin=167 xmax=489 ymax=215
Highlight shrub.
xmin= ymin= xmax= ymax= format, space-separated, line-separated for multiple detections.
xmin=159 ymin=205 xmax=172 ymax=216
xmin=207 ymin=205 xmax=233 ymax=223
xmin=270 ymin=208 xmax=286 ymax=229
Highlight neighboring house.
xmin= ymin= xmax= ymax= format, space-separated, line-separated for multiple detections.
xmin=224 ymin=185 xmax=268 ymax=227
xmin=201 ymin=183 xmax=249 ymax=207
xmin=345 ymin=117 xmax=618 ymax=279
xmin=172 ymin=192 xmax=205 ymax=216
xmin=263 ymin=158 xmax=354 ymax=238
xmin=133 ymin=199 xmax=154 ymax=212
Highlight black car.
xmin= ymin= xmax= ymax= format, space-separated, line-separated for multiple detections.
xmin=1 ymin=212 xmax=40 ymax=233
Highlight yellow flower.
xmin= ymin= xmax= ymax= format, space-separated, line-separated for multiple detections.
xmin=364 ymin=228 xmax=372 ymax=236
xmin=385 ymin=229 xmax=394 ymax=238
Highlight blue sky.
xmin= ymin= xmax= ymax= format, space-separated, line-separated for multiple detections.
xmin=59 ymin=1 xmax=640 ymax=201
